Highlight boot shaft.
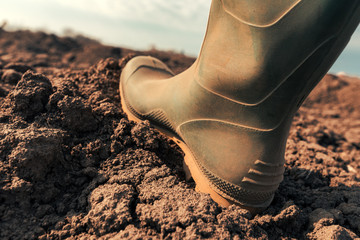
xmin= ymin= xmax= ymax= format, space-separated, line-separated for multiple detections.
xmin=197 ymin=0 xmax=360 ymax=127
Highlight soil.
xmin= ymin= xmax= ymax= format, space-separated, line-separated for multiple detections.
xmin=0 ymin=28 xmax=359 ymax=240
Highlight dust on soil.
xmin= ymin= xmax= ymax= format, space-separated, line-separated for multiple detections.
xmin=0 ymin=28 xmax=360 ymax=240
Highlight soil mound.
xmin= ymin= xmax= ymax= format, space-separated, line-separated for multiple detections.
xmin=0 ymin=28 xmax=359 ymax=239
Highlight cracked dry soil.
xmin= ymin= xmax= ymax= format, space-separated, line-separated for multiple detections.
xmin=1 ymin=29 xmax=360 ymax=239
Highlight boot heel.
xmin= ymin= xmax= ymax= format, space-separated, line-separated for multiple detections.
xmin=177 ymin=135 xmax=264 ymax=214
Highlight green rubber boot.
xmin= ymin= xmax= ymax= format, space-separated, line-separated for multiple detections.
xmin=120 ymin=0 xmax=360 ymax=211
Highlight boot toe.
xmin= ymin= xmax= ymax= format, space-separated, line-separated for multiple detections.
xmin=120 ymin=56 xmax=174 ymax=119
xmin=120 ymin=56 xmax=173 ymax=85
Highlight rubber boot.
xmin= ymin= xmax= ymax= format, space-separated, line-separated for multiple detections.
xmin=120 ymin=0 xmax=360 ymax=212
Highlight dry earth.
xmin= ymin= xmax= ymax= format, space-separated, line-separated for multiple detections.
xmin=0 ymin=28 xmax=360 ymax=239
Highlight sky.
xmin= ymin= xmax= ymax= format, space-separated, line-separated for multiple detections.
xmin=0 ymin=0 xmax=359 ymax=75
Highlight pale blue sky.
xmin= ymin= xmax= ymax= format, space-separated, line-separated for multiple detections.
xmin=0 ymin=0 xmax=359 ymax=75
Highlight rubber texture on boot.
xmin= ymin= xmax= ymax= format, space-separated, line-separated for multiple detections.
xmin=121 ymin=82 xmax=265 ymax=213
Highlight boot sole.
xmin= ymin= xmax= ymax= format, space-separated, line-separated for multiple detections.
xmin=120 ymin=80 xmax=262 ymax=213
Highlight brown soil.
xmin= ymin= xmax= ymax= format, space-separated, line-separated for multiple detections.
xmin=0 ymin=28 xmax=359 ymax=240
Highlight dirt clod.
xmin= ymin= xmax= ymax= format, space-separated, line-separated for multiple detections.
xmin=307 ymin=225 xmax=359 ymax=240
xmin=8 ymin=71 xmax=53 ymax=119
